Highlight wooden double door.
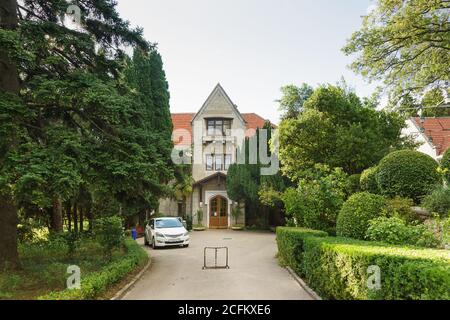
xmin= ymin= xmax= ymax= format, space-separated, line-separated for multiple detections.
xmin=209 ymin=195 xmax=228 ymax=229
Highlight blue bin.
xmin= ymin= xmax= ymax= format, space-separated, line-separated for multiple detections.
xmin=131 ymin=228 xmax=137 ymax=240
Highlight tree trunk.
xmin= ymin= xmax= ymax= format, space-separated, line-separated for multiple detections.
xmin=0 ymin=0 xmax=20 ymax=93
xmin=79 ymin=207 xmax=84 ymax=232
xmin=0 ymin=194 xmax=20 ymax=269
xmin=51 ymin=197 xmax=63 ymax=232
xmin=73 ymin=204 xmax=78 ymax=233
xmin=0 ymin=0 xmax=20 ymax=269
xmin=87 ymin=207 xmax=93 ymax=231
xmin=66 ymin=203 xmax=72 ymax=231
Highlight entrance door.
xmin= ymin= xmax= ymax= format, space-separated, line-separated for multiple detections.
xmin=209 ymin=196 xmax=228 ymax=229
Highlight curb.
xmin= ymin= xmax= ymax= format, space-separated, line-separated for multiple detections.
xmin=286 ymin=266 xmax=322 ymax=300
xmin=110 ymin=249 xmax=152 ymax=300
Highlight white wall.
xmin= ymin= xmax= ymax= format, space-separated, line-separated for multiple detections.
xmin=402 ymin=119 xmax=439 ymax=161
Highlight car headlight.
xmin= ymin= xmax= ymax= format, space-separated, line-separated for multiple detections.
xmin=183 ymin=232 xmax=189 ymax=236
xmin=156 ymin=232 xmax=165 ymax=237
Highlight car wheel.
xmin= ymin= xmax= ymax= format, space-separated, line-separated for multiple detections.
xmin=152 ymin=237 xmax=156 ymax=249
xmin=144 ymin=234 xmax=149 ymax=246
xmin=184 ymin=244 xmax=189 ymax=248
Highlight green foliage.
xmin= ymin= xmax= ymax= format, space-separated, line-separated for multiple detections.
xmin=360 ymin=166 xmax=380 ymax=193
xmin=422 ymin=186 xmax=450 ymax=218
xmin=278 ymin=85 xmax=408 ymax=181
xmin=377 ymin=150 xmax=440 ymax=203
xmin=276 ymin=227 xmax=328 ymax=275
xmin=336 ymin=192 xmax=386 ymax=239
xmin=185 ymin=215 xmax=193 ymax=231
xmin=231 ymin=206 xmax=242 ymax=225
xmin=282 ymin=166 xmax=347 ymax=234
xmin=277 ymin=83 xmax=314 ymax=119
xmin=93 ymin=216 xmax=124 ymax=259
xmin=0 ymin=0 xmax=174 ymax=267
xmin=383 ymin=196 xmax=416 ymax=223
xmin=195 ymin=209 xmax=204 ymax=226
xmin=366 ymin=217 xmax=440 ymax=248
xmin=440 ymin=148 xmax=450 ymax=183
xmin=38 ymin=239 xmax=148 ymax=300
xmin=343 ymin=0 xmax=449 ymax=102
xmin=277 ymin=227 xmax=450 ymax=300
xmin=344 ymin=173 xmax=361 ymax=197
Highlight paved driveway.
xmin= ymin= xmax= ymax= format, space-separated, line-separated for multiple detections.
xmin=122 ymin=230 xmax=313 ymax=300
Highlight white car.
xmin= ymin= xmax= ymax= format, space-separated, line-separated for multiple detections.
xmin=144 ymin=217 xmax=190 ymax=249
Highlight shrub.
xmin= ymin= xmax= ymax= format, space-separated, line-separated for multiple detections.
xmin=377 ymin=150 xmax=440 ymax=203
xmin=195 ymin=209 xmax=204 ymax=226
xmin=336 ymin=192 xmax=385 ymax=239
xmin=282 ymin=168 xmax=346 ymax=234
xmin=231 ymin=206 xmax=242 ymax=225
xmin=422 ymin=186 xmax=450 ymax=218
xmin=276 ymin=227 xmax=450 ymax=300
xmin=440 ymin=148 xmax=450 ymax=183
xmin=93 ymin=216 xmax=124 ymax=259
xmin=276 ymin=227 xmax=328 ymax=275
xmin=302 ymin=236 xmax=450 ymax=300
xmin=39 ymin=239 xmax=148 ymax=300
xmin=383 ymin=196 xmax=416 ymax=223
xmin=360 ymin=166 xmax=380 ymax=193
xmin=366 ymin=217 xmax=440 ymax=248
xmin=185 ymin=215 xmax=193 ymax=231
xmin=344 ymin=174 xmax=361 ymax=197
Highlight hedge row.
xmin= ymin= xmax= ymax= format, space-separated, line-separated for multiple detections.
xmin=276 ymin=227 xmax=450 ymax=300
xmin=276 ymin=227 xmax=328 ymax=275
xmin=38 ymin=239 xmax=149 ymax=300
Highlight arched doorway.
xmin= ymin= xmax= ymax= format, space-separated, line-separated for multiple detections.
xmin=209 ymin=195 xmax=228 ymax=229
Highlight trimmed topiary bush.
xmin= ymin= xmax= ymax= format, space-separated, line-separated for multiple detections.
xmin=360 ymin=166 xmax=380 ymax=193
xmin=377 ymin=150 xmax=440 ymax=203
xmin=336 ymin=192 xmax=386 ymax=239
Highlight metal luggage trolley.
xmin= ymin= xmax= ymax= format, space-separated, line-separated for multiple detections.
xmin=203 ymin=246 xmax=230 ymax=270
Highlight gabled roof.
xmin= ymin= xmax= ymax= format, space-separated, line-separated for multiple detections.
xmin=171 ymin=112 xmax=275 ymax=145
xmin=192 ymin=172 xmax=227 ymax=187
xmin=191 ymin=83 xmax=246 ymax=125
xmin=411 ymin=117 xmax=450 ymax=155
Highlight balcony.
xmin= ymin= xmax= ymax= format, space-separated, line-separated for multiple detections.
xmin=202 ymin=135 xmax=235 ymax=144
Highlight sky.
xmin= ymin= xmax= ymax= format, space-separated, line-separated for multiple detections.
xmin=116 ymin=0 xmax=378 ymax=124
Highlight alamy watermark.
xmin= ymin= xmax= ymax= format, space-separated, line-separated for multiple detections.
xmin=171 ymin=121 xmax=280 ymax=176
xmin=367 ymin=265 xmax=381 ymax=291
xmin=66 ymin=265 xmax=81 ymax=290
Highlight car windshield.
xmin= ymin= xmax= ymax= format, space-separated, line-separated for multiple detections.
xmin=155 ymin=219 xmax=183 ymax=229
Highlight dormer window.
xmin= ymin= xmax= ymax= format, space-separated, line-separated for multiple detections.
xmin=207 ymin=118 xmax=231 ymax=136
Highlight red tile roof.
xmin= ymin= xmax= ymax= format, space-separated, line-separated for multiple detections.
xmin=171 ymin=113 xmax=275 ymax=145
xmin=412 ymin=117 xmax=450 ymax=155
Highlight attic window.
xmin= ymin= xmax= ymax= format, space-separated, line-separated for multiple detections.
xmin=207 ymin=119 xmax=231 ymax=136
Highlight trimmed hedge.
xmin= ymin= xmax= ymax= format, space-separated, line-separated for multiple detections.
xmin=360 ymin=166 xmax=379 ymax=194
xmin=336 ymin=192 xmax=386 ymax=239
xmin=38 ymin=239 xmax=148 ymax=300
xmin=276 ymin=227 xmax=328 ymax=275
xmin=277 ymin=227 xmax=450 ymax=300
xmin=377 ymin=150 xmax=440 ymax=203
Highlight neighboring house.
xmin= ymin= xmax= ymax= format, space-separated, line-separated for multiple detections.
xmin=159 ymin=84 xmax=275 ymax=229
xmin=403 ymin=117 xmax=450 ymax=161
